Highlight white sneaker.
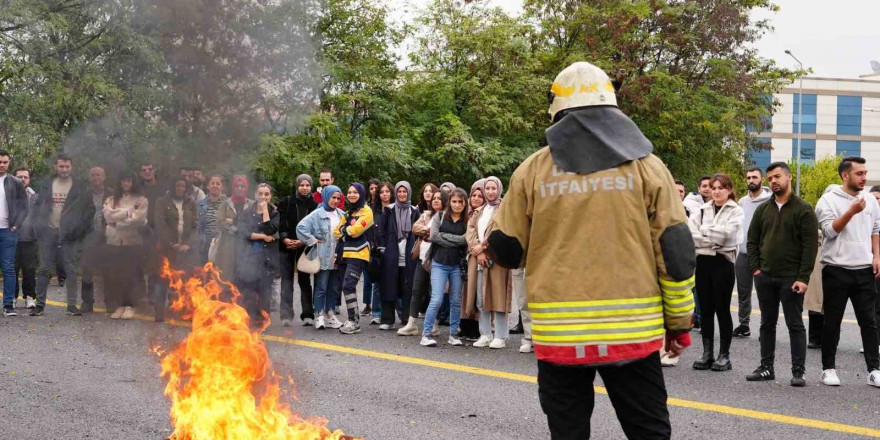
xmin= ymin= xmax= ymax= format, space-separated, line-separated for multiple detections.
xmin=314 ymin=316 xmax=326 ymax=330
xmin=110 ymin=307 xmax=125 ymax=319
xmin=420 ymin=336 xmax=437 ymax=347
xmin=379 ymin=323 xmax=394 ymax=331
xmin=519 ymin=339 xmax=534 ymax=353
xmin=281 ymin=319 xmax=292 ymax=327
xmin=448 ymin=336 xmax=463 ymax=346
xmin=302 ymin=318 xmax=314 ymax=327
xmin=821 ymin=369 xmax=841 ymax=386
xmin=489 ymin=338 xmax=507 ymax=349
xmin=660 ymin=352 xmax=680 ymax=367
xmin=121 ymin=307 xmax=135 ymax=320
xmin=370 ymin=317 xmax=381 ymax=325
xmin=26 ymin=298 xmax=36 ymax=309
xmin=868 ymin=370 xmax=880 ymax=388
xmin=326 ymin=315 xmax=343 ymax=329
xmin=473 ymin=335 xmax=492 ymax=348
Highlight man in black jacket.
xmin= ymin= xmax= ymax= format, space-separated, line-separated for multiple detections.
xmin=0 ymin=151 xmax=29 ymax=317
xmin=277 ymin=174 xmax=318 ymax=327
xmin=13 ymin=167 xmax=38 ymax=310
xmin=32 ymin=154 xmax=96 ymax=316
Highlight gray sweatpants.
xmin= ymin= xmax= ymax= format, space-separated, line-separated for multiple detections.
xmin=734 ymin=252 xmax=753 ymax=327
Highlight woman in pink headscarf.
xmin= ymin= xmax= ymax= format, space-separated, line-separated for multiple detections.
xmin=214 ymin=175 xmax=255 ymax=279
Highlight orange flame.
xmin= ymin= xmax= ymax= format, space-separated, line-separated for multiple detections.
xmin=158 ymin=259 xmax=359 ymax=440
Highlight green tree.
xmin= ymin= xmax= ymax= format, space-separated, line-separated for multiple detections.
xmin=793 ymin=156 xmax=842 ymax=207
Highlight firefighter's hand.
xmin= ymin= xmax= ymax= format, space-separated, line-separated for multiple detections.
xmin=665 ymin=331 xmax=691 ymax=358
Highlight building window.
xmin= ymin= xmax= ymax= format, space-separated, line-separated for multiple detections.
xmin=792 ymin=138 xmax=816 ymax=165
xmin=792 ymin=93 xmax=817 ymax=135
xmin=837 ymin=140 xmax=861 ymax=157
xmin=748 ymin=137 xmax=772 ymax=171
xmin=837 ymin=95 xmax=862 ymax=136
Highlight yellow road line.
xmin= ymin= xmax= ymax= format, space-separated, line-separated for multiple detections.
xmin=44 ymin=300 xmax=880 ymax=438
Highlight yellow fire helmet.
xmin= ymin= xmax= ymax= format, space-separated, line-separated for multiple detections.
xmin=548 ymin=62 xmax=617 ymax=122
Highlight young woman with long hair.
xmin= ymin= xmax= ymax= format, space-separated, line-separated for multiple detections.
xmin=417 ymin=183 xmax=439 ymax=213
xmin=102 ymin=171 xmax=149 ymax=319
xmin=421 ymin=187 xmax=468 ymax=347
xmin=296 ymin=186 xmax=345 ymax=330
xmin=235 ymin=183 xmax=280 ymax=327
xmin=688 ymin=173 xmax=743 ymax=372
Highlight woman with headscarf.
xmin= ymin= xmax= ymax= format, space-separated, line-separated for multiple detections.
xmin=235 ymin=183 xmax=280 ymax=327
xmin=379 ymin=181 xmax=421 ymax=333
xmin=102 ymin=171 xmax=149 ymax=319
xmin=278 ymin=174 xmax=319 ymax=327
xmin=152 ymin=177 xmax=199 ymax=321
xmin=214 ymin=176 xmax=254 ymax=279
xmin=296 ymin=185 xmax=345 ymax=330
xmin=198 ymin=174 xmax=228 ymax=264
xmin=464 ymin=176 xmax=513 ymax=348
xmin=440 ymin=182 xmax=456 ymax=195
xmin=334 ymin=182 xmax=375 ymax=334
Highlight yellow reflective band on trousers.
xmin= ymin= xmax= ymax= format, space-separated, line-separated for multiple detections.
xmin=529 ymin=297 xmax=666 ymax=345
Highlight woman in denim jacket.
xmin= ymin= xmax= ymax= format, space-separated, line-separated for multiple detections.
xmin=296 ymin=185 xmax=345 ymax=330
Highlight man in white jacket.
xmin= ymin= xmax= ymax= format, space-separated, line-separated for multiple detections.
xmin=814 ymin=156 xmax=880 ymax=387
xmin=733 ymin=167 xmax=772 ymax=338
xmin=683 ymin=176 xmax=711 ymax=215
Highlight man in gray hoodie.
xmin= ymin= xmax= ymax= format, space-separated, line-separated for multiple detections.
xmin=733 ymin=167 xmax=772 ymax=338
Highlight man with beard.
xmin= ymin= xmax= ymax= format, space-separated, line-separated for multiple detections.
xmin=733 ymin=167 xmax=772 ymax=338
xmin=746 ymin=162 xmax=818 ymax=386
xmin=277 ymin=174 xmax=318 ymax=327
xmin=33 ymin=154 xmax=95 ymax=316
xmin=813 ymin=157 xmax=880 ymax=387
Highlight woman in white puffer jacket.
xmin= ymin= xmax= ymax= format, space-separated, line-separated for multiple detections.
xmin=688 ymin=173 xmax=744 ymax=373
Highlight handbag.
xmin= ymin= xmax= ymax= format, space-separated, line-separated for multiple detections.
xmin=421 ymin=243 xmax=433 ymax=273
xmin=296 ymin=246 xmax=320 ymax=274
xmin=207 ymin=237 xmax=220 ymax=262
xmin=411 ymin=237 xmax=423 ymax=260
xmin=367 ymin=245 xmax=382 ymax=280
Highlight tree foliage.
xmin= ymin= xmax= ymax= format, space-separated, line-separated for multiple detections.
xmin=2 ymin=0 xmax=800 ymax=197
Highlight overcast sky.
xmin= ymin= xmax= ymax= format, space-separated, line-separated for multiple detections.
xmin=393 ymin=0 xmax=880 ymax=78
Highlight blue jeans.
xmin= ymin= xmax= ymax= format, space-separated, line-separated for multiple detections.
xmin=424 ymin=262 xmax=462 ymax=336
xmin=0 ymin=229 xmax=19 ymax=308
xmin=314 ymin=269 xmax=341 ymax=315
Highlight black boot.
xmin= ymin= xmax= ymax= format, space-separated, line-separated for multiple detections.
xmin=692 ymin=337 xmax=714 ymax=370
xmin=711 ymin=352 xmax=732 ymax=371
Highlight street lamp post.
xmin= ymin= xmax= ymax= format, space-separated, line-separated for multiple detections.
xmin=785 ymin=50 xmax=804 ymax=196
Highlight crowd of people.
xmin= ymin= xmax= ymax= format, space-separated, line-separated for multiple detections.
xmin=0 ymin=153 xmax=533 ymax=352
xmin=1 ymin=148 xmax=879 ymax=384
xmin=671 ymin=158 xmax=880 ymax=388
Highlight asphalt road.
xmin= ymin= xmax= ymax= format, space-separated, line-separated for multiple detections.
xmin=1 ymin=282 xmax=879 ymax=440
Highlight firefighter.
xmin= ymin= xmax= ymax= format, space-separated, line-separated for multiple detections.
xmin=488 ymin=62 xmax=696 ymax=440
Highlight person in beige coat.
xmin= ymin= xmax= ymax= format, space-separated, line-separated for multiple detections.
xmin=806 ymin=230 xmax=824 ymax=349
xmin=464 ymin=177 xmax=512 ymax=349
xmin=102 ymin=171 xmax=149 ymax=319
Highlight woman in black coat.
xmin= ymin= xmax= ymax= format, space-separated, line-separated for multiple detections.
xmin=377 ymin=181 xmax=420 ymax=330
xmin=235 ymin=183 xmax=280 ymax=326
